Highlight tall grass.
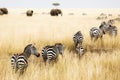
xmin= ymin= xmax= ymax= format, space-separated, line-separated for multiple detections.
xmin=0 ymin=9 xmax=120 ymax=80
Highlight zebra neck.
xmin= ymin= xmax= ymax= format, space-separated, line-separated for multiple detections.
xmin=23 ymin=52 xmax=31 ymax=59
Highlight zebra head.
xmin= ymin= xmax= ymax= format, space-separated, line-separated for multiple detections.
xmin=24 ymin=44 xmax=40 ymax=58
xmin=55 ymin=43 xmax=64 ymax=55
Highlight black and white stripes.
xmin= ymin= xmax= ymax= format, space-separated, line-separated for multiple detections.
xmin=11 ymin=44 xmax=40 ymax=74
xmin=73 ymin=31 xmax=84 ymax=47
xmin=73 ymin=31 xmax=85 ymax=57
xmin=42 ymin=43 xmax=64 ymax=63
xmin=90 ymin=27 xmax=103 ymax=41
xmin=99 ymin=21 xmax=117 ymax=37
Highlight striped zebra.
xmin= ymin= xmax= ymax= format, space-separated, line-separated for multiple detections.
xmin=75 ymin=44 xmax=85 ymax=57
xmin=99 ymin=21 xmax=117 ymax=37
xmin=42 ymin=43 xmax=64 ymax=63
xmin=99 ymin=21 xmax=109 ymax=34
xmin=11 ymin=44 xmax=40 ymax=74
xmin=107 ymin=25 xmax=117 ymax=37
xmin=73 ymin=31 xmax=84 ymax=48
xmin=90 ymin=27 xmax=103 ymax=41
xmin=108 ymin=19 xmax=115 ymax=25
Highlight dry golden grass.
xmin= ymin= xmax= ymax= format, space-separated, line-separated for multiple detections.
xmin=0 ymin=9 xmax=120 ymax=80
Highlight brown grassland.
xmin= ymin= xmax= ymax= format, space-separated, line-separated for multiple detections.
xmin=0 ymin=9 xmax=120 ymax=80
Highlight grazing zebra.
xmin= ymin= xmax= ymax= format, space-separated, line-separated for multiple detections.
xmin=90 ymin=27 xmax=103 ymax=41
xmin=42 ymin=43 xmax=64 ymax=63
xmin=75 ymin=44 xmax=85 ymax=57
xmin=99 ymin=21 xmax=117 ymax=37
xmin=107 ymin=25 xmax=117 ymax=37
xmin=99 ymin=21 xmax=109 ymax=34
xmin=73 ymin=31 xmax=84 ymax=48
xmin=11 ymin=44 xmax=40 ymax=74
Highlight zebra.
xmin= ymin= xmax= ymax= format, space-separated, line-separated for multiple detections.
xmin=99 ymin=21 xmax=109 ymax=34
xmin=11 ymin=44 xmax=40 ymax=74
xmin=73 ymin=31 xmax=84 ymax=48
xmin=42 ymin=43 xmax=64 ymax=64
xmin=107 ymin=25 xmax=117 ymax=37
xmin=99 ymin=21 xmax=117 ymax=37
xmin=108 ymin=19 xmax=115 ymax=25
xmin=90 ymin=27 xmax=103 ymax=41
xmin=75 ymin=44 xmax=86 ymax=57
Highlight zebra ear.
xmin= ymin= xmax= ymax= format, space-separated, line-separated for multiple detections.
xmin=31 ymin=43 xmax=35 ymax=47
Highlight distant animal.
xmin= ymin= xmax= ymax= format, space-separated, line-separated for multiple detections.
xmin=73 ymin=31 xmax=84 ymax=48
xmin=114 ymin=18 xmax=120 ymax=21
xmin=0 ymin=8 xmax=8 ymax=14
xmin=90 ymin=27 xmax=103 ymax=41
xmin=26 ymin=10 xmax=33 ymax=16
xmin=75 ymin=44 xmax=86 ymax=57
xmin=68 ymin=13 xmax=74 ymax=15
xmin=82 ymin=13 xmax=87 ymax=15
xmin=99 ymin=21 xmax=117 ymax=37
xmin=0 ymin=10 xmax=3 ymax=15
xmin=11 ymin=44 xmax=40 ymax=75
xmin=42 ymin=43 xmax=64 ymax=64
xmin=108 ymin=14 xmax=112 ymax=16
xmin=50 ymin=9 xmax=62 ymax=16
xmin=107 ymin=25 xmax=117 ymax=37
xmin=100 ymin=13 xmax=106 ymax=16
xmin=99 ymin=21 xmax=110 ymax=34
xmin=108 ymin=19 xmax=115 ymax=25
xmin=96 ymin=13 xmax=107 ymax=20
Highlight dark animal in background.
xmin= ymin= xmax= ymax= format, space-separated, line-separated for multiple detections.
xmin=0 ymin=8 xmax=8 ymax=14
xmin=50 ymin=9 xmax=62 ymax=16
xmin=0 ymin=10 xmax=4 ymax=15
xmin=26 ymin=10 xmax=33 ymax=16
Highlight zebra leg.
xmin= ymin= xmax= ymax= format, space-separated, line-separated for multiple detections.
xmin=91 ymin=37 xmax=93 ymax=41
xmin=20 ymin=70 xmax=24 ymax=75
xmin=47 ymin=59 xmax=50 ymax=64
xmin=15 ymin=68 xmax=18 ymax=73
xmin=75 ymin=43 xmax=78 ymax=48
xmin=44 ymin=61 xmax=47 ymax=66
xmin=100 ymin=36 xmax=104 ymax=48
xmin=94 ymin=38 xmax=97 ymax=42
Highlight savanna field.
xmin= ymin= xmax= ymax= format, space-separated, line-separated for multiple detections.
xmin=0 ymin=8 xmax=120 ymax=80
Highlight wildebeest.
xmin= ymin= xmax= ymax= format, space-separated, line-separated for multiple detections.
xmin=26 ymin=10 xmax=33 ymax=16
xmin=50 ymin=9 xmax=62 ymax=16
xmin=0 ymin=8 xmax=8 ymax=14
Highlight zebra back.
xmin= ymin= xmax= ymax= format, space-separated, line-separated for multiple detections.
xmin=11 ymin=54 xmax=19 ymax=69
xmin=90 ymin=27 xmax=103 ymax=41
xmin=16 ymin=53 xmax=28 ymax=71
xmin=42 ymin=43 xmax=64 ymax=63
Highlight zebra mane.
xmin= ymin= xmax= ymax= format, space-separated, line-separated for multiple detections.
xmin=55 ymin=43 xmax=63 ymax=46
xmin=23 ymin=44 xmax=32 ymax=52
